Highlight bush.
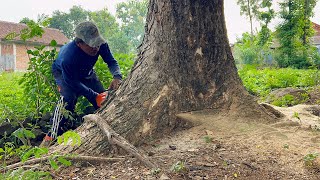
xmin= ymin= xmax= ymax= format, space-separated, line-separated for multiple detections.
xmin=238 ymin=65 xmax=320 ymax=98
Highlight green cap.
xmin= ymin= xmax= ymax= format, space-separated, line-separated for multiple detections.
xmin=75 ymin=21 xmax=106 ymax=48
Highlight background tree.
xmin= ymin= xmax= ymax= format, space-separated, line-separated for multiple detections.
xmin=63 ymin=0 xmax=275 ymax=154
xmin=237 ymin=0 xmax=261 ymax=37
xmin=275 ymin=0 xmax=317 ymax=68
xmin=256 ymin=0 xmax=274 ymax=46
xmin=116 ymin=0 xmax=148 ymax=53
xmin=49 ymin=6 xmax=90 ymax=39
xmin=90 ymin=8 xmax=130 ymax=54
xmin=19 ymin=17 xmax=33 ymax=24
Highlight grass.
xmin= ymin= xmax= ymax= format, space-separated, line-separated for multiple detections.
xmin=0 ymin=72 xmax=28 ymax=123
xmin=238 ymin=65 xmax=320 ymax=98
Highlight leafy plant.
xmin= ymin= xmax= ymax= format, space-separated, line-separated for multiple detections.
xmin=19 ymin=41 xmax=59 ymax=118
xmin=238 ymin=65 xmax=320 ymax=99
xmin=171 ymin=161 xmax=188 ymax=173
xmin=203 ymin=136 xmax=213 ymax=143
xmin=303 ymin=152 xmax=319 ymax=167
xmin=11 ymin=128 xmax=36 ymax=146
xmin=57 ymin=130 xmax=81 ymax=146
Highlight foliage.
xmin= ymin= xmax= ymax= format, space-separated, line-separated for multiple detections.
xmin=256 ymin=0 xmax=275 ymax=46
xmin=275 ymin=0 xmax=317 ymax=68
xmin=116 ymin=0 xmax=148 ymax=53
xmin=234 ymin=33 xmax=274 ymax=66
xmin=0 ymin=169 xmax=52 ymax=180
xmin=303 ymin=152 xmax=319 ymax=167
xmin=203 ymin=136 xmax=213 ymax=143
xmin=49 ymin=6 xmax=90 ymax=39
xmin=171 ymin=161 xmax=188 ymax=173
xmin=19 ymin=41 xmax=59 ymax=118
xmin=237 ymin=0 xmax=261 ymax=36
xmin=238 ymin=65 xmax=320 ymax=98
xmin=57 ymin=130 xmax=81 ymax=146
xmin=90 ymin=9 xmax=130 ymax=54
xmin=0 ymin=72 xmax=27 ymax=123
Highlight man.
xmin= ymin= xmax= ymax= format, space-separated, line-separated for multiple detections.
xmin=41 ymin=21 xmax=122 ymax=145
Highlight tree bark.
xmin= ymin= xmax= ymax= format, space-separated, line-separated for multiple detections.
xmin=63 ymin=0 xmax=276 ymax=155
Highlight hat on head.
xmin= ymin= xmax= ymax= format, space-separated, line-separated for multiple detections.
xmin=75 ymin=21 xmax=106 ymax=48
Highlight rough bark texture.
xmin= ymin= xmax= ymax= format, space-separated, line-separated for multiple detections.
xmin=62 ymin=0 xmax=276 ymax=155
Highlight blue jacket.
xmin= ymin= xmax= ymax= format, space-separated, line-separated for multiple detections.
xmin=52 ymin=40 xmax=122 ymax=101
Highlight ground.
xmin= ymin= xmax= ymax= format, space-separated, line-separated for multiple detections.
xmin=43 ymin=102 xmax=320 ymax=180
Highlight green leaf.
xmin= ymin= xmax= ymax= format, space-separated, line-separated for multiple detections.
xmin=50 ymin=40 xmax=57 ymax=47
xmin=49 ymin=159 xmax=59 ymax=170
xmin=57 ymin=156 xmax=72 ymax=166
xmin=23 ymin=129 xmax=36 ymax=139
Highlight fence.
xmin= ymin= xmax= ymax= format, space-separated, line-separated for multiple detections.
xmin=0 ymin=55 xmax=14 ymax=72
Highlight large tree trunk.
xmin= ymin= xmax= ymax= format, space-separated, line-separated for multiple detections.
xmin=61 ymin=0 xmax=276 ymax=155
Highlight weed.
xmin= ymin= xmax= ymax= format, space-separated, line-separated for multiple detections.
xmin=171 ymin=161 xmax=188 ymax=173
xmin=203 ymin=136 xmax=213 ymax=143
xmin=303 ymin=152 xmax=319 ymax=167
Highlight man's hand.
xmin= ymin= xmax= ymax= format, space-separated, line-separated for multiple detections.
xmin=96 ymin=91 xmax=108 ymax=107
xmin=108 ymin=78 xmax=122 ymax=90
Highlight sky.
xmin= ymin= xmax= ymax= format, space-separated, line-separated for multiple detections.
xmin=0 ymin=0 xmax=319 ymax=43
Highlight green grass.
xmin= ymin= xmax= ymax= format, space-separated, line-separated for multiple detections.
xmin=238 ymin=65 xmax=320 ymax=98
xmin=0 ymin=72 xmax=29 ymax=123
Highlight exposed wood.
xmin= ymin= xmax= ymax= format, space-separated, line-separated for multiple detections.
xmin=0 ymin=155 xmax=125 ymax=173
xmin=84 ymin=114 xmax=158 ymax=169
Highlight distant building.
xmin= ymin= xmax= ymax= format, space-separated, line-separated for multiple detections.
xmin=310 ymin=22 xmax=320 ymax=53
xmin=0 ymin=20 xmax=69 ymax=72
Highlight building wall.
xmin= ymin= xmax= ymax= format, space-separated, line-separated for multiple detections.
xmin=1 ymin=43 xmax=13 ymax=55
xmin=15 ymin=43 xmax=34 ymax=71
xmin=0 ymin=42 xmax=62 ymax=72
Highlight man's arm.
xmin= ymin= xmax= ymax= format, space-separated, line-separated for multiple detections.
xmin=99 ymin=43 xmax=122 ymax=80
xmin=61 ymin=61 xmax=98 ymax=103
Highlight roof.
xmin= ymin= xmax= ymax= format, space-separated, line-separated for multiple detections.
xmin=0 ymin=20 xmax=69 ymax=46
xmin=312 ymin=22 xmax=320 ymax=36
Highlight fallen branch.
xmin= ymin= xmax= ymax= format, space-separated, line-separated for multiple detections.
xmin=84 ymin=114 xmax=158 ymax=169
xmin=0 ymin=155 xmax=125 ymax=173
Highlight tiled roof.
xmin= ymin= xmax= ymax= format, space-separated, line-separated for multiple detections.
xmin=312 ymin=22 xmax=320 ymax=36
xmin=0 ymin=20 xmax=69 ymax=46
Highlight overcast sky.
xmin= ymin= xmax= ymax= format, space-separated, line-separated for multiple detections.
xmin=0 ymin=0 xmax=319 ymax=43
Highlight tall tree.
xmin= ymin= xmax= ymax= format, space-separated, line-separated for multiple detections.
xmin=276 ymin=0 xmax=317 ymax=68
xmin=300 ymin=0 xmax=317 ymax=45
xmin=116 ymin=0 xmax=148 ymax=52
xmin=49 ymin=6 xmax=90 ymax=39
xmin=64 ymin=0 xmax=275 ymax=154
xmin=256 ymin=0 xmax=275 ymax=46
xmin=237 ymin=0 xmax=260 ymax=37
xmin=90 ymin=8 xmax=130 ymax=54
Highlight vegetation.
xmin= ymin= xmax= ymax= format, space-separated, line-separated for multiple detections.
xmin=238 ymin=65 xmax=320 ymax=97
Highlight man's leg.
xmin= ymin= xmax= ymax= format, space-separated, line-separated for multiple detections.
xmin=83 ymin=72 xmax=105 ymax=109
xmin=48 ymin=84 xmax=78 ymax=138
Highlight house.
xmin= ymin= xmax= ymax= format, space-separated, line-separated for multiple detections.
xmin=0 ymin=20 xmax=69 ymax=71
xmin=310 ymin=22 xmax=320 ymax=53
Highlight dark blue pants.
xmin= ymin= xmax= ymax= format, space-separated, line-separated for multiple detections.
xmin=48 ymin=70 xmax=105 ymax=137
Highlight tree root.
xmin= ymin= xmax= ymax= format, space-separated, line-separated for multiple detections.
xmin=84 ymin=114 xmax=159 ymax=169
xmin=0 ymin=155 xmax=125 ymax=173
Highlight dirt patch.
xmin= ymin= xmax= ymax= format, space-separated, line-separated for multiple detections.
xmin=44 ymin=106 xmax=320 ymax=180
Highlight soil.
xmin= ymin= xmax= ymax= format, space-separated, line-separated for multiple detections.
xmin=41 ymin=103 xmax=320 ymax=180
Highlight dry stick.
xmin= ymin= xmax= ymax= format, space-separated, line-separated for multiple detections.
xmin=84 ymin=114 xmax=158 ymax=169
xmin=0 ymin=155 xmax=125 ymax=173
